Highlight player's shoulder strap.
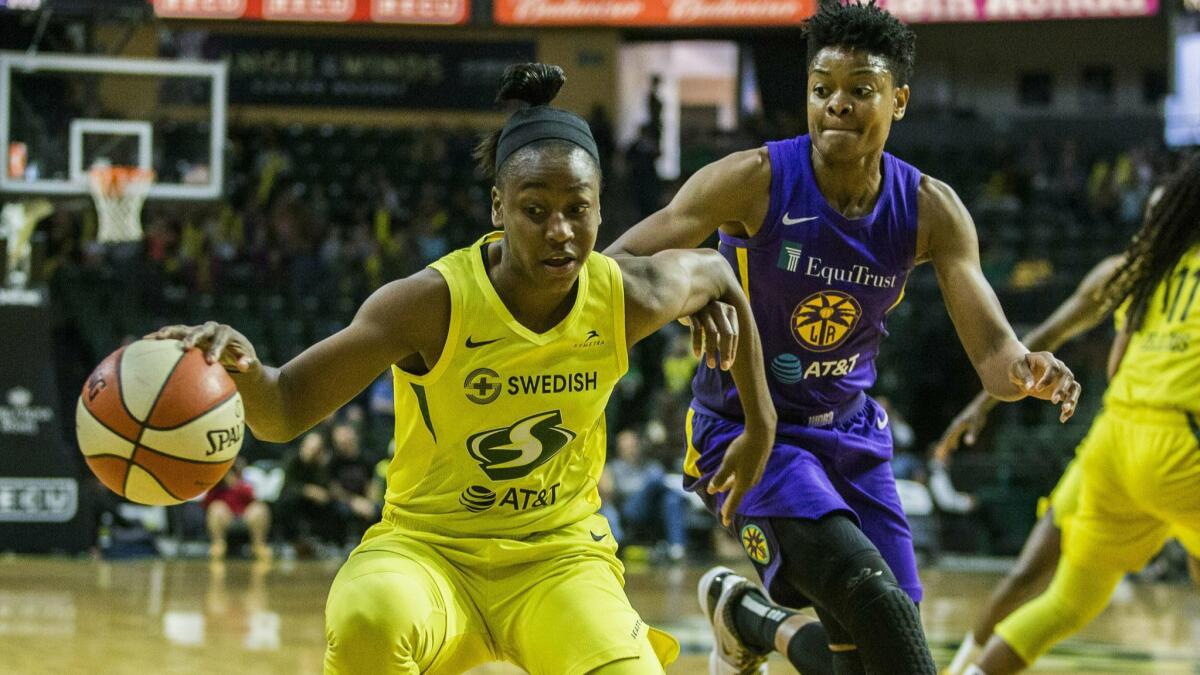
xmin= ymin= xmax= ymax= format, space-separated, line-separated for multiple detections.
xmin=757 ymin=133 xmax=810 ymax=244
xmin=583 ymin=250 xmax=630 ymax=377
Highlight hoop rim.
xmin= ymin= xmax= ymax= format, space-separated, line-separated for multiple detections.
xmin=88 ymin=165 xmax=155 ymax=198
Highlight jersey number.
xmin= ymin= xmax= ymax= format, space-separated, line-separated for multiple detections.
xmin=1163 ymin=265 xmax=1200 ymax=323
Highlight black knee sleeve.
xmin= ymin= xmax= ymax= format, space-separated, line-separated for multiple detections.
xmin=823 ymin=551 xmax=934 ymax=675
xmin=765 ymin=515 xmax=934 ymax=675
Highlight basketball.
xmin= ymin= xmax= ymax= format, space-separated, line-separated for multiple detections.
xmin=75 ymin=339 xmax=245 ymax=506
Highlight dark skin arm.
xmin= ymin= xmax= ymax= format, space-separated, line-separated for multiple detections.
xmin=605 ymin=148 xmax=770 ymax=368
xmin=620 ymin=249 xmax=776 ymax=526
xmin=607 ymin=147 xmax=771 ymax=254
xmin=147 ymin=247 xmax=776 ymax=525
xmin=1107 ymin=328 xmax=1132 ymax=380
xmin=935 ymin=255 xmax=1122 ymax=457
xmin=916 ymin=175 xmax=1080 ymax=416
xmin=148 ymin=269 xmax=450 ymax=443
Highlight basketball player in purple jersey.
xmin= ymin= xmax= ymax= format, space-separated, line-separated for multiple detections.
xmin=606 ymin=2 xmax=1081 ymax=674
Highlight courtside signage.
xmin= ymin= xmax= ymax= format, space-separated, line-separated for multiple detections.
xmin=494 ymin=0 xmax=813 ymax=25
xmin=153 ymin=0 xmax=470 ymax=24
xmin=875 ymin=0 xmax=1157 ymax=21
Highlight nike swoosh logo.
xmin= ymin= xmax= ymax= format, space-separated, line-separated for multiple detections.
xmin=877 ymin=410 xmax=889 ymax=430
xmin=590 ymin=531 xmax=608 ymax=542
xmin=465 ymin=336 xmax=503 ymax=349
xmin=782 ymin=213 xmax=819 ymax=225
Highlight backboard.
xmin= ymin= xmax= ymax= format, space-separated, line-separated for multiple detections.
xmin=0 ymin=52 xmax=227 ymax=201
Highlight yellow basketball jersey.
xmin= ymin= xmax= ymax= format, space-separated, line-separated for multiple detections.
xmin=1106 ymin=242 xmax=1200 ymax=413
xmin=384 ymin=232 xmax=628 ymax=537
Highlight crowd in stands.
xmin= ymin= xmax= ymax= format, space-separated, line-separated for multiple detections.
xmin=23 ymin=109 xmax=1181 ymax=563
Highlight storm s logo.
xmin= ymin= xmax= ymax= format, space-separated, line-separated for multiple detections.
xmin=467 ymin=410 xmax=576 ymax=481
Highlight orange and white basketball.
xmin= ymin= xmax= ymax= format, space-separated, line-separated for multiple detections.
xmin=76 ymin=339 xmax=245 ymax=506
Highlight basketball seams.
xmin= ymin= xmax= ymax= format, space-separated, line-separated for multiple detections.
xmin=78 ymin=397 xmax=140 ymax=447
xmin=134 ymin=441 xmax=238 ymax=466
xmin=134 ymin=347 xmax=189 ymax=448
xmin=141 ymin=389 xmax=238 ymax=432
xmin=121 ymin=348 xmax=188 ymax=497
xmin=130 ymin=447 xmax=186 ymax=502
xmin=115 ymin=345 xmax=159 ymax=426
xmin=146 ymin=349 xmax=237 ymax=429
xmin=85 ymin=455 xmax=131 ymax=496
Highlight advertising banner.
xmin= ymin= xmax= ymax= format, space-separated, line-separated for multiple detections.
xmin=875 ymin=0 xmax=1158 ymax=22
xmin=154 ymin=0 xmax=470 ymax=24
xmin=202 ymin=34 xmax=536 ymax=107
xmin=0 ymin=288 xmax=91 ymax=553
xmin=493 ymin=0 xmax=814 ymax=26
xmin=493 ymin=0 xmax=1154 ymax=24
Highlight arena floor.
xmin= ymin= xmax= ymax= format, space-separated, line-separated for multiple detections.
xmin=1 ymin=556 xmax=1197 ymax=674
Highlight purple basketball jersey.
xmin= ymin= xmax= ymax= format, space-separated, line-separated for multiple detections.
xmin=692 ymin=134 xmax=922 ymax=423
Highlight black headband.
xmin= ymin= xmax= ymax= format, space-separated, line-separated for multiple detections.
xmin=495 ymin=106 xmax=600 ymax=172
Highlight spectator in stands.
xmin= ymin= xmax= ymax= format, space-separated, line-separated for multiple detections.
xmin=329 ymin=421 xmax=378 ymax=545
xmin=626 ymin=123 xmax=662 ymax=220
xmin=205 ymin=457 xmax=272 ymax=562
xmin=605 ymin=429 xmax=688 ymax=562
xmin=276 ymin=430 xmax=340 ymax=557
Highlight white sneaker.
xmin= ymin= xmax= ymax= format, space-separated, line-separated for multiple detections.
xmin=698 ymin=566 xmax=770 ymax=675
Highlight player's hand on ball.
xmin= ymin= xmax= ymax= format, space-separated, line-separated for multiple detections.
xmin=707 ymin=429 xmax=771 ymax=527
xmin=146 ymin=322 xmax=259 ymax=373
xmin=681 ymin=300 xmax=739 ymax=371
xmin=1009 ymin=351 xmax=1080 ymax=423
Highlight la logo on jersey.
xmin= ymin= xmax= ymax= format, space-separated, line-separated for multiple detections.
xmin=467 ymin=410 xmax=577 ymax=480
xmin=791 ymin=290 xmax=862 ymax=352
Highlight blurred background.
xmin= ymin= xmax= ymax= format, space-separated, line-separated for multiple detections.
xmin=0 ymin=0 xmax=1198 ymax=672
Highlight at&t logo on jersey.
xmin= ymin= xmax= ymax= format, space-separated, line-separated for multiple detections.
xmin=770 ymin=354 xmax=803 ymax=383
xmin=791 ymin=290 xmax=862 ymax=352
xmin=467 ymin=410 xmax=576 ymax=480
xmin=458 ymin=483 xmax=561 ymax=513
xmin=771 ymin=352 xmax=862 ymax=383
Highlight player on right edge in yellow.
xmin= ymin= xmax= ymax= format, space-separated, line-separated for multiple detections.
xmin=964 ymin=153 xmax=1200 ymax=674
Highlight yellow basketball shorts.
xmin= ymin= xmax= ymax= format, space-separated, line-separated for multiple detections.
xmin=1065 ymin=404 xmax=1200 ymax=572
xmin=1037 ymin=456 xmax=1083 ymax=531
xmin=323 ymin=511 xmax=679 ymax=675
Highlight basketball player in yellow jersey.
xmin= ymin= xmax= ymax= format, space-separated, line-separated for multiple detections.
xmin=966 ymin=154 xmax=1200 ymax=674
xmin=149 ymin=63 xmax=778 ymax=675
xmin=939 ymin=185 xmax=1200 ymax=674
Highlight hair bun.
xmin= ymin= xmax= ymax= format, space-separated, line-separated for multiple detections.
xmin=496 ymin=63 xmax=565 ymax=107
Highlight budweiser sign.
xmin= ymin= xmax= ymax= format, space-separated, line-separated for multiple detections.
xmin=494 ymin=0 xmax=813 ymax=25
xmin=153 ymin=0 xmax=470 ymax=23
xmin=876 ymin=0 xmax=1157 ymax=20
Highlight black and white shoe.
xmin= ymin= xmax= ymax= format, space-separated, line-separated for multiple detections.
xmin=698 ymin=566 xmax=770 ymax=675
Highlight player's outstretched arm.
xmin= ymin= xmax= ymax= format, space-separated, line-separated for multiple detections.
xmin=619 ymin=250 xmax=776 ymax=526
xmin=917 ymin=176 xmax=1080 ymax=421
xmin=147 ymin=270 xmax=449 ymax=443
xmin=604 ymin=147 xmax=771 ymax=257
xmin=934 ymin=254 xmax=1123 ymax=457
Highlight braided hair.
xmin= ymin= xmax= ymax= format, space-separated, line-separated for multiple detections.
xmin=1098 ymin=153 xmax=1200 ymax=331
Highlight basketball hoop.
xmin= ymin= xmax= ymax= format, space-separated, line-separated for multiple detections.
xmin=88 ymin=165 xmax=154 ymax=243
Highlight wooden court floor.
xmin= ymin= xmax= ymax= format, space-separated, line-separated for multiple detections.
xmin=1 ymin=555 xmax=1197 ymax=674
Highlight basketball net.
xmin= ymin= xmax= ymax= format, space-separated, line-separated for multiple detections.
xmin=88 ymin=165 xmax=154 ymax=243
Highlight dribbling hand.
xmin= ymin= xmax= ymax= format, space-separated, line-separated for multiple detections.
xmin=145 ymin=322 xmax=260 ymax=373
xmin=1009 ymin=351 xmax=1081 ymax=423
